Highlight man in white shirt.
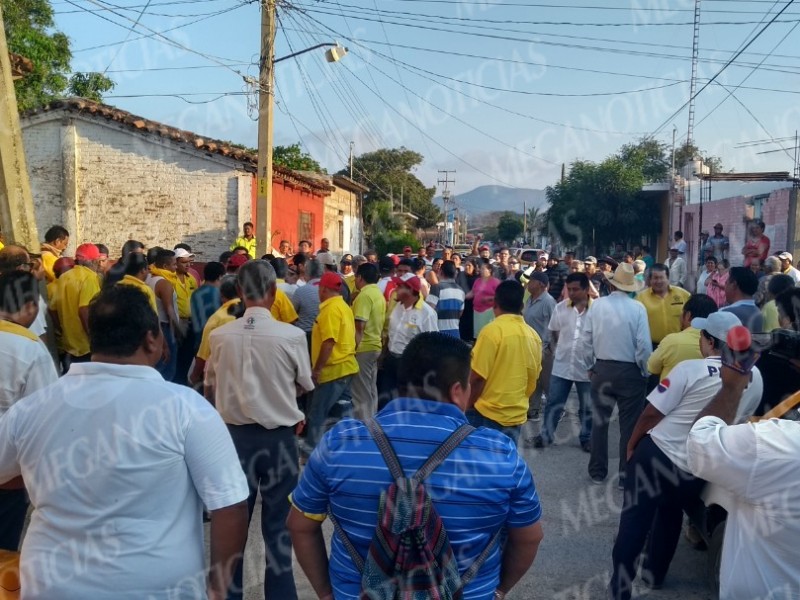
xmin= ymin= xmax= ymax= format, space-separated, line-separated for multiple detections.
xmin=580 ymin=263 xmax=652 ymax=486
xmin=687 ymin=360 xmax=799 ymax=600
xmin=666 ymin=246 xmax=687 ymax=288
xmin=528 ymin=272 xmax=593 ymax=451
xmin=0 ymin=272 xmax=59 ymax=552
xmin=673 ymin=230 xmax=688 ymax=255
xmin=609 ymin=311 xmax=763 ymax=600
xmin=205 ymin=260 xmax=314 ymax=600
xmin=0 ymin=284 xmax=249 ymax=599
xmin=381 ymin=273 xmax=438 ymax=401
xmin=777 ymin=250 xmax=800 ymax=284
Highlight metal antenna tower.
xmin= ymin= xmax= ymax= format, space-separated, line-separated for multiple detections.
xmin=686 ymin=0 xmax=701 ymax=152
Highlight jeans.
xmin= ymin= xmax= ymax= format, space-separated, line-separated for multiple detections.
xmin=609 ymin=436 xmax=706 ymax=600
xmin=588 ymin=360 xmax=646 ymax=482
xmin=0 ymin=489 xmax=28 ymax=551
xmin=173 ymin=319 xmax=195 ymax=385
xmin=351 ymin=351 xmax=380 ymax=421
xmin=155 ymin=322 xmax=177 ymax=382
xmin=529 ymin=345 xmax=554 ymax=415
xmin=305 ymin=375 xmax=353 ymax=453
xmin=465 ymin=409 xmax=521 ymax=444
xmin=226 ymin=424 xmax=299 ymax=600
xmin=539 ymin=376 xmax=592 ymax=445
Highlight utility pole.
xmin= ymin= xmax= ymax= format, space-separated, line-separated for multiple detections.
xmin=255 ymin=0 xmax=276 ymax=257
xmin=523 ymin=200 xmax=527 ymax=243
xmin=437 ymin=170 xmax=456 ymax=245
xmin=0 ymin=5 xmax=39 ymax=251
xmin=349 ymin=141 xmax=354 ymax=180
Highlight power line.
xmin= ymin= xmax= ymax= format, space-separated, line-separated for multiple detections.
xmin=649 ymin=0 xmax=797 ymax=139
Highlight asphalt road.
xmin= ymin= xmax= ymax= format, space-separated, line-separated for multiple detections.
xmin=236 ymin=395 xmax=716 ymax=600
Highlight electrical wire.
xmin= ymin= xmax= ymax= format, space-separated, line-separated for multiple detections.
xmin=100 ymin=0 xmax=155 ymax=74
xmin=649 ymin=0 xmax=797 ymax=138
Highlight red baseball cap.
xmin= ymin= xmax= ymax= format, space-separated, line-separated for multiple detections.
xmin=75 ymin=243 xmax=100 ymax=261
xmin=392 ymin=273 xmax=421 ymax=293
xmin=403 ymin=246 xmax=412 ymax=252
xmin=479 ymin=244 xmax=490 ymax=251
xmin=317 ymin=271 xmax=342 ymax=290
xmin=227 ymin=254 xmax=249 ymax=270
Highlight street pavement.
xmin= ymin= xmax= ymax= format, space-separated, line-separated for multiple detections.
xmin=235 ymin=394 xmax=715 ymax=599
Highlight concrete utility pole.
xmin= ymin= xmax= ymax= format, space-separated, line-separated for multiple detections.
xmin=0 ymin=4 xmax=39 ymax=251
xmin=437 ymin=170 xmax=456 ymax=245
xmin=255 ymin=0 xmax=276 ymax=257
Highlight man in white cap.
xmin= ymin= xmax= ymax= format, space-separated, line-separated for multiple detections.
xmin=579 ymin=263 xmax=652 ymax=486
xmin=777 ymin=251 xmax=800 ymax=284
xmin=609 ymin=311 xmax=763 ymax=600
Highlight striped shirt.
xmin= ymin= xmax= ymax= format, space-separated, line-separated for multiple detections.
xmin=291 ymin=398 xmax=542 ymax=600
xmin=427 ymin=280 xmax=465 ymax=336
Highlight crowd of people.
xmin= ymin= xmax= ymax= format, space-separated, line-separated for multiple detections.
xmin=0 ymin=220 xmax=798 ymax=600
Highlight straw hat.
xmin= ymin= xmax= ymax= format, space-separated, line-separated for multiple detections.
xmin=603 ymin=263 xmax=644 ymax=293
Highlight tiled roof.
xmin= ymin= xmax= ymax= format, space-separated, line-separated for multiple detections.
xmin=21 ymin=97 xmax=331 ymax=193
xmin=9 ymin=53 xmax=33 ymax=78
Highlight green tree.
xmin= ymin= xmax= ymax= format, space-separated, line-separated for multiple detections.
xmin=497 ymin=212 xmax=524 ymax=243
xmin=526 ymin=206 xmax=547 ymax=243
xmin=338 ymin=147 xmax=441 ymax=231
xmin=617 ymin=138 xmax=669 ymax=183
xmin=674 ymin=142 xmax=724 ymax=174
xmin=68 ymin=72 xmax=114 ymax=102
xmin=3 ymin=0 xmax=115 ymax=110
xmin=273 ymin=143 xmax=324 ymax=172
xmin=547 ymin=157 xmax=660 ymax=251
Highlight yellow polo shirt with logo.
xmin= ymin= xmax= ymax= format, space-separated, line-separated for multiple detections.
xmin=472 ymin=313 xmax=542 ymax=426
xmin=647 ymin=327 xmax=702 ymax=379
xmin=117 ymin=275 xmax=158 ymax=314
xmin=271 ymin=288 xmax=299 ymax=324
xmin=174 ymin=273 xmax=198 ymax=319
xmin=636 ymin=286 xmax=691 ymax=344
xmin=54 ymin=264 xmax=101 ymax=357
xmin=352 ymin=283 xmax=386 ymax=353
xmin=312 ymin=295 xmax=359 ymax=384
xmin=197 ymin=299 xmax=241 ymax=361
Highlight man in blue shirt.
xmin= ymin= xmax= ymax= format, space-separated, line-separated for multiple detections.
xmin=189 ymin=261 xmax=224 ymax=350
xmin=288 ymin=332 xmax=544 ymax=600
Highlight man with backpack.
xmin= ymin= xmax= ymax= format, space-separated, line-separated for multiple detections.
xmin=288 ymin=332 xmax=544 ymax=600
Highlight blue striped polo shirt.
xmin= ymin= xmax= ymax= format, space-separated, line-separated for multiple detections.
xmin=427 ymin=280 xmax=466 ymax=337
xmin=291 ymin=398 xmax=542 ymax=600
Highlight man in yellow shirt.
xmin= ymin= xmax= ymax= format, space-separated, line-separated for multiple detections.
xmin=350 ymin=263 xmax=386 ymax=419
xmin=647 ymin=294 xmax=717 ymax=379
xmin=303 ymin=271 xmax=359 ymax=456
xmin=173 ymin=248 xmax=198 ymax=385
xmin=636 ymin=264 xmax=691 ymax=347
xmin=116 ymin=253 xmax=158 ymax=313
xmin=40 ymin=225 xmax=70 ymax=283
xmin=468 ymin=280 xmax=542 ymax=444
xmin=230 ymin=222 xmax=257 ymax=259
xmin=189 ymin=275 xmax=240 ymax=388
xmin=51 ymin=243 xmax=101 ymax=366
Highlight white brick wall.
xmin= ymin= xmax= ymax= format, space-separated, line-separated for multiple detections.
xmin=22 ymin=112 xmax=253 ymax=260
xmin=21 ymin=119 xmax=64 ymax=238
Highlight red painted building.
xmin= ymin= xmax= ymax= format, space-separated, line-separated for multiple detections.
xmin=250 ymin=165 xmax=333 ymax=251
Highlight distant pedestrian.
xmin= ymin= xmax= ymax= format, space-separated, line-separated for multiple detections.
xmin=722 ymin=266 xmax=763 ymax=333
xmin=467 ymin=258 xmax=500 ymax=338
xmin=742 ymin=220 xmax=770 ymax=268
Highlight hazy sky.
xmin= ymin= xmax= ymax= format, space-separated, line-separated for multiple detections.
xmin=56 ymin=0 xmax=800 ymax=201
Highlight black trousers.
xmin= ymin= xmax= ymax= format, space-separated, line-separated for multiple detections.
xmin=0 ymin=489 xmax=27 ymax=551
xmin=588 ymin=360 xmax=647 ymax=482
xmin=226 ymin=424 xmax=299 ymax=600
xmin=377 ymin=353 xmax=401 ymax=412
xmin=609 ymin=436 xmax=706 ymax=600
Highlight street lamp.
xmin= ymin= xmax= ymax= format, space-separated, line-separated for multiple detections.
xmin=255 ymin=2 xmax=348 ymax=257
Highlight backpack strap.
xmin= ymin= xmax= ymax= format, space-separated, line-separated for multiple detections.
xmin=460 ymin=527 xmax=503 ymax=588
xmin=412 ymin=423 xmax=475 ymax=484
xmin=364 ymin=418 xmax=405 ymax=482
xmin=328 ymin=510 xmax=365 ymax=572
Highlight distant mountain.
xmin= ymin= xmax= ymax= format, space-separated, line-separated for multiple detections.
xmin=435 ymin=185 xmax=547 ymax=215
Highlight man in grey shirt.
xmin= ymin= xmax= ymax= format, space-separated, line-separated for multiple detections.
xmin=292 ymin=258 xmax=323 ymax=344
xmin=524 ymin=270 xmax=556 ymax=421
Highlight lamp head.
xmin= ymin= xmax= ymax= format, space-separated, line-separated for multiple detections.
xmin=325 ymin=45 xmax=348 ymax=63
